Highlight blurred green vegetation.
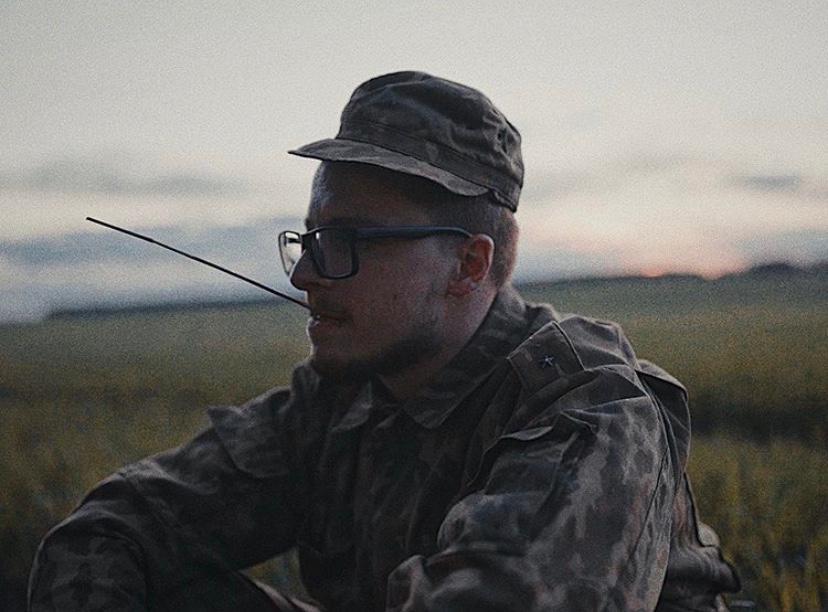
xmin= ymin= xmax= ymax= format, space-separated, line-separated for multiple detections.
xmin=522 ymin=272 xmax=828 ymax=442
xmin=691 ymin=437 xmax=827 ymax=611
xmin=1 ymin=272 xmax=825 ymax=610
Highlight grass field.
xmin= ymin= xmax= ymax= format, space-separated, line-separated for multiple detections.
xmin=1 ymin=271 xmax=826 ymax=610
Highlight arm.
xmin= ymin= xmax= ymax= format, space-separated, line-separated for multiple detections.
xmin=386 ymin=367 xmax=676 ymax=611
xmin=29 ymin=368 xmax=318 ymax=611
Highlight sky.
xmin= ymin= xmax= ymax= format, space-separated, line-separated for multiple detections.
xmin=1 ymin=1 xmax=826 ymax=320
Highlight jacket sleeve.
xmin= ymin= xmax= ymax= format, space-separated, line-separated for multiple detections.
xmin=386 ymin=365 xmax=677 ymax=611
xmin=28 ymin=366 xmax=318 ymax=611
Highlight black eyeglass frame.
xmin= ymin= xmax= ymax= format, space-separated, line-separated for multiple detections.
xmin=278 ymin=225 xmax=473 ymax=280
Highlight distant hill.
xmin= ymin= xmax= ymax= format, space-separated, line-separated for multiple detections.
xmin=44 ymin=259 xmax=826 ymax=322
xmin=733 ymin=260 xmax=828 ymax=277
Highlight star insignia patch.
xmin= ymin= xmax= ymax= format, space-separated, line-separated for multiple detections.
xmin=539 ymin=355 xmax=557 ymax=369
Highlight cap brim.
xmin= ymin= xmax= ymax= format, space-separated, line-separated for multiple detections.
xmin=289 ymin=138 xmax=489 ymax=197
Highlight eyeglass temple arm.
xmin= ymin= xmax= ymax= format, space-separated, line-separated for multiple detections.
xmin=86 ymin=217 xmax=310 ymax=310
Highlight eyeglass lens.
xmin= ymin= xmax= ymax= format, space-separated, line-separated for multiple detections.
xmin=278 ymin=229 xmax=354 ymax=279
xmin=278 ymin=232 xmax=302 ymax=276
xmin=312 ymin=229 xmax=352 ymax=278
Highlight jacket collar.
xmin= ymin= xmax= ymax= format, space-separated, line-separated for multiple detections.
xmin=399 ymin=285 xmax=557 ymax=429
xmin=329 ymin=286 xmax=557 ymax=434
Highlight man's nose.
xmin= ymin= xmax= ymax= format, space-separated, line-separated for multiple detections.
xmin=289 ymin=250 xmax=332 ymax=291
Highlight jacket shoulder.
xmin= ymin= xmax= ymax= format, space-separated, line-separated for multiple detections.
xmin=507 ymin=314 xmax=639 ymax=394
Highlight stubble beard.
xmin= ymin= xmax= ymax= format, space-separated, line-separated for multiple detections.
xmin=309 ymin=313 xmax=443 ymax=385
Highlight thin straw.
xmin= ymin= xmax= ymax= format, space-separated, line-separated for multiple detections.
xmin=86 ymin=217 xmax=309 ymax=310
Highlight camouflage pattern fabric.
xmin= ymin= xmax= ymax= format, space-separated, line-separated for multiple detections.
xmin=289 ymin=71 xmax=524 ymax=211
xmin=29 ymin=286 xmax=739 ymax=611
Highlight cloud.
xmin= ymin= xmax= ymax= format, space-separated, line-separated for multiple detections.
xmin=0 ymin=217 xmax=301 ymax=268
xmin=0 ymin=155 xmax=248 ymax=197
xmin=728 ymin=173 xmax=828 ymax=201
xmin=517 ymin=245 xmax=619 ymax=280
xmin=0 ymin=218 xmax=306 ymax=320
xmin=737 ymin=229 xmax=828 ymax=264
xmin=732 ymin=174 xmax=803 ymax=193
xmin=521 ymin=153 xmax=695 ymax=204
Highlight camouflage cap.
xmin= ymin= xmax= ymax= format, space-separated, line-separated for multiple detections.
xmin=289 ymin=71 xmax=523 ymax=211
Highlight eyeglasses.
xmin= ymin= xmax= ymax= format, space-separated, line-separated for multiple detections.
xmin=278 ymin=225 xmax=472 ymax=280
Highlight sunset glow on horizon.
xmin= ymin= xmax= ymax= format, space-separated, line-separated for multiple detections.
xmin=2 ymin=2 xmax=826 ymax=320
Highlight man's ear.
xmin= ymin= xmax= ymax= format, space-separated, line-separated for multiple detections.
xmin=447 ymin=234 xmax=495 ymax=297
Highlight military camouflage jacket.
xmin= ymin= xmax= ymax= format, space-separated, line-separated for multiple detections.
xmin=30 ymin=287 xmax=739 ymax=611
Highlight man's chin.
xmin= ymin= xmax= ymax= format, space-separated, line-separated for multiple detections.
xmin=308 ymin=329 xmax=441 ymax=385
xmin=308 ymin=352 xmax=375 ymax=384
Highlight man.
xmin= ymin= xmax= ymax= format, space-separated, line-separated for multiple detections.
xmin=29 ymin=71 xmax=739 ymax=611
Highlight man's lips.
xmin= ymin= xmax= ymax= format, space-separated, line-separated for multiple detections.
xmin=307 ymin=308 xmax=348 ymax=339
xmin=307 ymin=301 xmax=349 ymax=325
xmin=310 ymin=310 xmax=347 ymax=323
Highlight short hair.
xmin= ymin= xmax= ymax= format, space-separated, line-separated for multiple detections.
xmin=396 ymin=174 xmax=519 ymax=289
